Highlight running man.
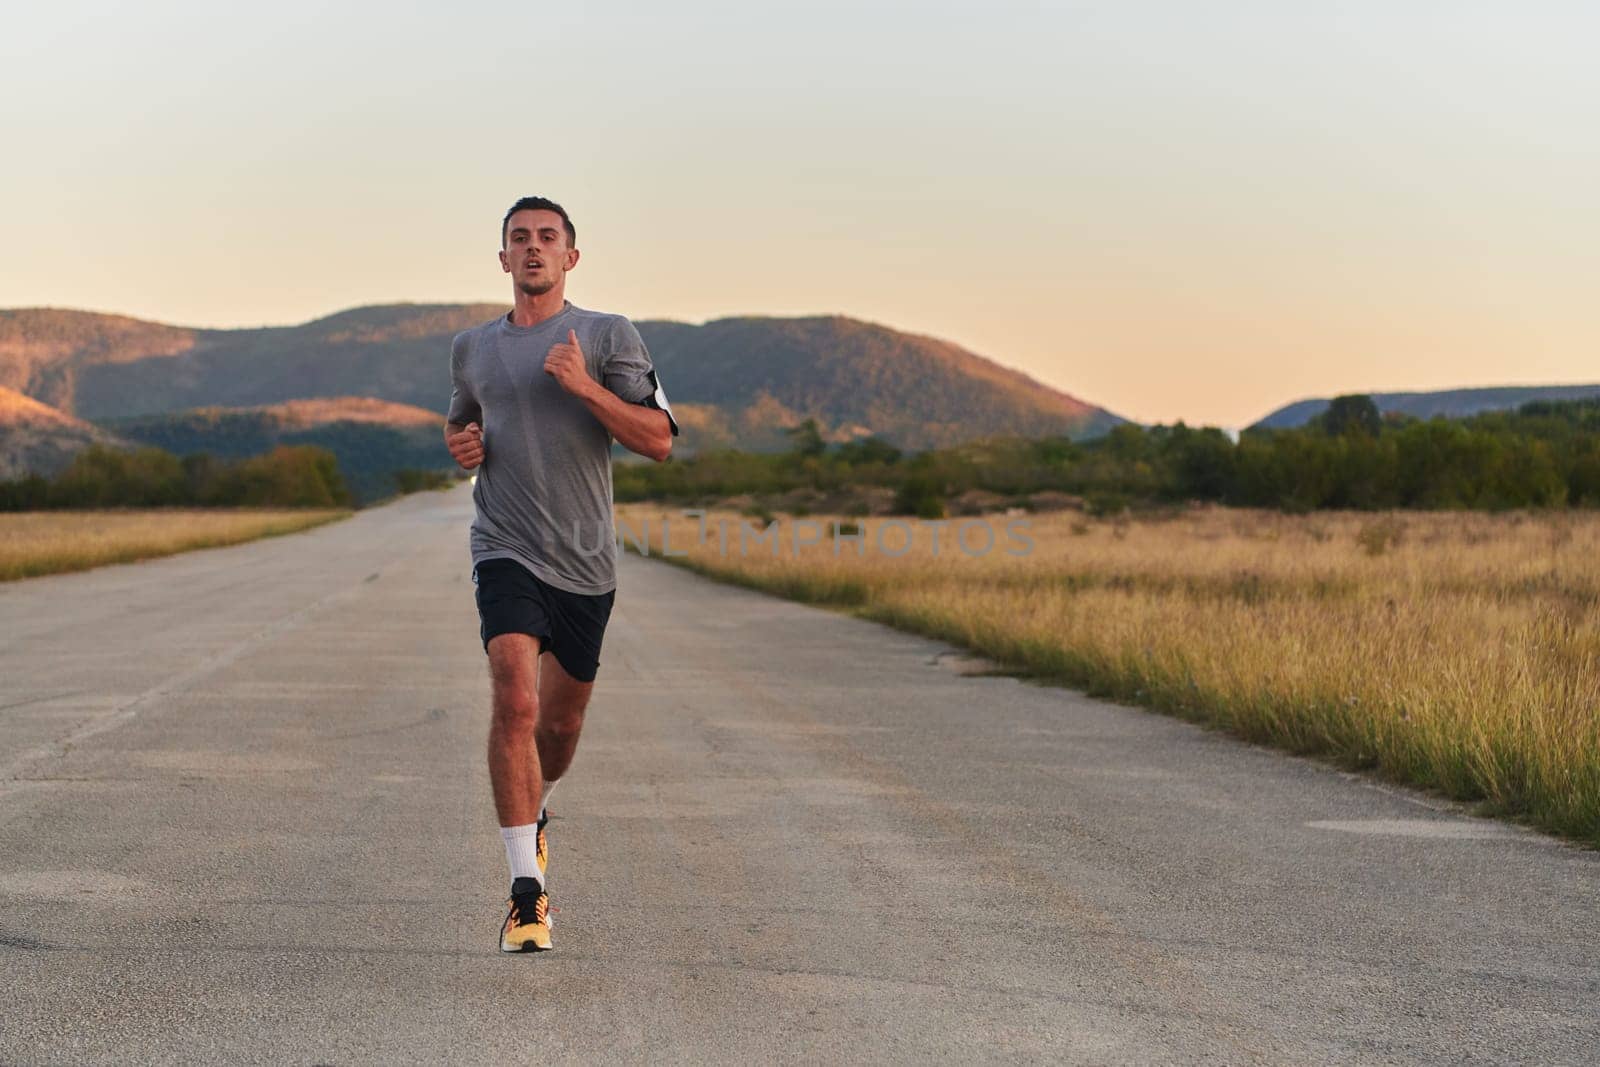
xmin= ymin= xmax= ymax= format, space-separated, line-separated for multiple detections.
xmin=443 ymin=196 xmax=678 ymax=952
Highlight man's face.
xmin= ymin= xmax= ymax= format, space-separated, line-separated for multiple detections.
xmin=499 ymin=209 xmax=579 ymax=297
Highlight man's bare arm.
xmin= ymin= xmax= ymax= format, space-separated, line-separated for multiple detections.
xmin=575 ymin=388 xmax=673 ymax=463
xmin=543 ymin=330 xmax=673 ymax=463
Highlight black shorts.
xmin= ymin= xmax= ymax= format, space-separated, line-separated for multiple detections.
xmin=472 ymin=557 xmax=616 ymax=683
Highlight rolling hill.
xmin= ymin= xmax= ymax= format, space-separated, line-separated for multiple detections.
xmin=0 ymin=305 xmax=1123 ymax=456
xmin=1251 ymin=384 xmax=1600 ymax=430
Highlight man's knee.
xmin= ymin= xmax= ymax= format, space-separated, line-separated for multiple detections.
xmin=492 ymin=687 xmax=539 ymax=732
xmin=487 ymin=634 xmax=541 ymax=731
xmin=537 ymin=702 xmax=585 ymax=742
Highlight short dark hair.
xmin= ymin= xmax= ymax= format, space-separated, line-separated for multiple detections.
xmin=501 ymin=196 xmax=576 ymax=248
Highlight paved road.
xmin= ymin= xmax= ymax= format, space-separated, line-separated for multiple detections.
xmin=1 ymin=487 xmax=1595 ymax=1065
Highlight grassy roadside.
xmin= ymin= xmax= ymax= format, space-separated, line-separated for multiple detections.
xmin=0 ymin=509 xmax=351 ymax=581
xmin=618 ymin=503 xmax=1600 ymax=847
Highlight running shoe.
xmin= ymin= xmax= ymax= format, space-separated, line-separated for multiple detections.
xmin=499 ymin=876 xmax=552 ymax=952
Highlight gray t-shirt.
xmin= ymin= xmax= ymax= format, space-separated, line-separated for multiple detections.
xmin=446 ymin=302 xmax=675 ymax=595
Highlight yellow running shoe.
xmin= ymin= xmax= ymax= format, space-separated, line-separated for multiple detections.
xmin=499 ymin=877 xmax=552 ymax=952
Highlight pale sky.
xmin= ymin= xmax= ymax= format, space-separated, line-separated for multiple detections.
xmin=2 ymin=1 xmax=1596 ymax=428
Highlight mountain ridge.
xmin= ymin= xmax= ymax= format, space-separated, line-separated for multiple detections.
xmin=1251 ymin=384 xmax=1600 ymax=429
xmin=0 ymin=304 xmax=1122 ymax=452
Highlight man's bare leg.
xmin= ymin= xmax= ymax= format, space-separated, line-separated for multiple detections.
xmin=487 ymin=638 xmax=595 ymax=878
xmin=487 ymin=634 xmax=543 ymax=829
xmin=534 ymin=651 xmax=595 ymax=796
xmin=488 ymin=633 xmax=558 ymax=951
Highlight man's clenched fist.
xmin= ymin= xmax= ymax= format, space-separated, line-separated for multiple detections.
xmin=446 ymin=422 xmax=484 ymax=470
xmin=544 ymin=329 xmax=596 ymax=398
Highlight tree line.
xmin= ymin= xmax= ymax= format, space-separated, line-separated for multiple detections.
xmin=614 ymin=396 xmax=1600 ymax=514
xmin=0 ymin=445 xmax=352 ymax=510
xmin=9 ymin=395 xmax=1596 ymax=515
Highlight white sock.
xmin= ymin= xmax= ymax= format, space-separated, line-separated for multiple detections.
xmin=540 ymin=778 xmax=559 ymax=821
xmin=501 ymin=824 xmax=543 ymax=887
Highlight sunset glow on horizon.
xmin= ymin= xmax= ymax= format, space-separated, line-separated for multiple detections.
xmin=3 ymin=1 xmax=1595 ymax=428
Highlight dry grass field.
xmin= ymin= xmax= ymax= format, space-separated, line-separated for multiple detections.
xmin=0 ymin=509 xmax=350 ymax=581
xmin=618 ymin=504 xmax=1600 ymax=845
